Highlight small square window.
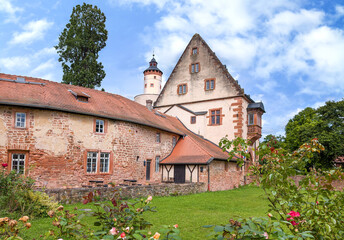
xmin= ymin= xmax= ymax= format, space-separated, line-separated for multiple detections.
xmin=205 ymin=79 xmax=215 ymax=91
xmin=177 ymin=84 xmax=187 ymax=95
xmin=15 ymin=112 xmax=26 ymax=128
xmin=150 ymin=83 xmax=154 ymax=87
xmin=95 ymin=119 xmax=104 ymax=133
xmin=191 ymin=63 xmax=200 ymax=73
xmin=192 ymin=47 xmax=198 ymax=55
xmin=145 ymin=84 xmax=147 ymax=88
xmin=191 ymin=116 xmax=196 ymax=124
xmin=156 ymin=133 xmax=161 ymax=143
xmin=209 ymin=108 xmax=222 ymax=126
xmin=11 ymin=153 xmax=25 ymax=174
xmin=200 ymin=166 xmax=204 ymax=172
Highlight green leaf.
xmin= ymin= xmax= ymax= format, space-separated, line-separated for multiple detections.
xmin=214 ymin=225 xmax=225 ymax=232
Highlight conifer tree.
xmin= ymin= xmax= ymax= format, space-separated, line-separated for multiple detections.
xmin=55 ymin=3 xmax=108 ymax=88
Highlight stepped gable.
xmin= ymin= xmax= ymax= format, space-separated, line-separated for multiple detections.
xmin=154 ymin=33 xmax=245 ymax=107
xmin=0 ymin=73 xmax=183 ymax=135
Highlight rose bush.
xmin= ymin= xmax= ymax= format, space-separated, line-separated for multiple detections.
xmin=209 ymin=137 xmax=344 ymax=239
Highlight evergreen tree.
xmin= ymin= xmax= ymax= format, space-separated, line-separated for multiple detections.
xmin=55 ymin=3 xmax=108 ymax=89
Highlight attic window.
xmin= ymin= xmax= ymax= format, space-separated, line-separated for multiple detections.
xmin=68 ymin=89 xmax=90 ymax=103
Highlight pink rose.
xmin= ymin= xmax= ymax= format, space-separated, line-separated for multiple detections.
xmin=174 ymin=224 xmax=178 ymax=228
xmin=120 ymin=232 xmax=126 ymax=238
xmin=109 ymin=227 xmax=118 ymax=235
xmin=263 ymin=232 xmax=269 ymax=239
xmin=290 ymin=221 xmax=299 ymax=226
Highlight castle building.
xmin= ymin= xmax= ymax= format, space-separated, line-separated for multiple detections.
xmin=136 ymin=34 xmax=265 ymax=162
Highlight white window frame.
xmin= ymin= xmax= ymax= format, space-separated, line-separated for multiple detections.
xmin=15 ymin=112 xmax=26 ymax=128
xmin=95 ymin=119 xmax=104 ymax=133
xmin=11 ymin=153 xmax=25 ymax=174
xmin=156 ymin=133 xmax=161 ymax=143
xmin=192 ymin=48 xmax=198 ymax=55
xmin=87 ymin=152 xmax=98 ymax=173
xmin=99 ymin=152 xmax=110 ymax=173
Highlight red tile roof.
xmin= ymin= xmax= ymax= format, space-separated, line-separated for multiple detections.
xmin=160 ymin=115 xmax=233 ymax=164
xmin=0 ymin=73 xmax=183 ymax=135
xmin=0 ymin=73 xmax=234 ymax=165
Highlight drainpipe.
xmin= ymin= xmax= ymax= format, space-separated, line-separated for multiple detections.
xmin=207 ymin=165 xmax=210 ymax=191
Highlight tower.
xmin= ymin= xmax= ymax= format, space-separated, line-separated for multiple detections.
xmin=134 ymin=55 xmax=163 ymax=107
xmin=143 ymin=55 xmax=163 ymax=94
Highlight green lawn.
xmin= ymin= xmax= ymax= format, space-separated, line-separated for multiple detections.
xmin=21 ymin=186 xmax=268 ymax=239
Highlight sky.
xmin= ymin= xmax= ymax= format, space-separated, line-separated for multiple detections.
xmin=0 ymin=0 xmax=344 ymax=138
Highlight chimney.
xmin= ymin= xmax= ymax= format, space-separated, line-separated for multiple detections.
xmin=146 ymin=100 xmax=153 ymax=111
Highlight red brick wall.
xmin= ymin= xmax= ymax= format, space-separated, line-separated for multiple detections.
xmin=0 ymin=106 xmax=176 ymax=189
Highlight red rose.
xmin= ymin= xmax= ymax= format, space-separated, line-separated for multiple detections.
xmin=2 ymin=163 xmax=8 ymax=168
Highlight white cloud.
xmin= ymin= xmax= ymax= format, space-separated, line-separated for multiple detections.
xmin=335 ymin=5 xmax=344 ymax=16
xmin=30 ymin=59 xmax=55 ymax=75
xmin=10 ymin=19 xmax=53 ymax=45
xmin=0 ymin=56 xmax=31 ymax=70
xmin=0 ymin=0 xmax=23 ymax=23
xmin=268 ymin=9 xmax=324 ymax=35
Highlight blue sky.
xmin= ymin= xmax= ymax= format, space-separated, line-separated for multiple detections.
xmin=1 ymin=0 xmax=344 ymax=138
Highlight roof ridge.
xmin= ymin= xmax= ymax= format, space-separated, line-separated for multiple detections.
xmin=187 ymin=134 xmax=212 ymax=158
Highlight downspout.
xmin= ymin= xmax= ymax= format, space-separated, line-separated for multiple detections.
xmin=207 ymin=164 xmax=210 ymax=191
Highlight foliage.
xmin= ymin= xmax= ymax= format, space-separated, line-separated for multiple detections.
xmin=0 ymin=216 xmax=32 ymax=240
xmin=0 ymin=169 xmax=57 ymax=218
xmin=261 ymin=134 xmax=287 ymax=150
xmin=44 ymin=205 xmax=95 ymax=240
xmin=285 ymin=99 xmax=344 ymax=168
xmin=46 ymin=188 xmax=181 ymax=239
xmin=55 ymin=3 xmax=108 ymax=88
xmin=214 ymin=136 xmax=344 ymax=239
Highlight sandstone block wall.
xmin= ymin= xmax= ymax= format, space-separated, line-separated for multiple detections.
xmin=0 ymin=106 xmax=177 ymax=189
xmin=45 ymin=182 xmax=207 ymax=204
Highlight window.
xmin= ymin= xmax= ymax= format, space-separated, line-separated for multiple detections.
xmin=205 ymin=79 xmax=215 ymax=91
xmin=191 ymin=116 xmax=196 ymax=124
xmin=99 ymin=152 xmax=110 ymax=173
xmin=190 ymin=63 xmax=200 ymax=73
xmin=150 ymin=83 xmax=154 ymax=87
xmin=156 ymin=133 xmax=161 ymax=143
xmin=200 ymin=166 xmax=204 ymax=172
xmin=87 ymin=152 xmax=98 ymax=173
xmin=15 ymin=112 xmax=26 ymax=128
xmin=172 ymin=136 xmax=176 ymax=147
xmin=192 ymin=47 xmax=198 ymax=55
xmin=257 ymin=114 xmax=261 ymax=126
xmin=155 ymin=156 xmax=160 ymax=172
xmin=177 ymin=84 xmax=187 ymax=95
xmin=154 ymin=76 xmax=156 ymax=79
xmin=11 ymin=153 xmax=25 ymax=174
xmin=209 ymin=108 xmax=223 ymax=126
xmin=86 ymin=151 xmax=111 ymax=174
xmin=95 ymin=119 xmax=104 ymax=133
xmin=248 ymin=113 xmax=254 ymax=125
xmin=145 ymin=84 xmax=147 ymax=88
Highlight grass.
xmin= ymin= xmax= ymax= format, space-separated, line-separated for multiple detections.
xmin=20 ymin=185 xmax=268 ymax=239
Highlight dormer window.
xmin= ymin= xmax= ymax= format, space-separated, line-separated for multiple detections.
xmin=68 ymin=89 xmax=90 ymax=103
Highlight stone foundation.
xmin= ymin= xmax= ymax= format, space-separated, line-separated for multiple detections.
xmin=44 ymin=182 xmax=207 ymax=204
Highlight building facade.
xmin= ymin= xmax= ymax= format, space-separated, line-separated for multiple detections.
xmin=0 ymin=73 xmax=244 ymax=191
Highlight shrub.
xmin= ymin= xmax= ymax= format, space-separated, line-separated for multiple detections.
xmin=0 ymin=215 xmax=32 ymax=240
xmin=0 ymin=169 xmax=58 ymax=218
xmin=210 ymin=137 xmax=344 ymax=239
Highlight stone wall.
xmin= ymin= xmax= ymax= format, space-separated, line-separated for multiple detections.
xmin=209 ymin=160 xmax=244 ymax=191
xmin=0 ymin=106 xmax=178 ymax=189
xmin=44 ymin=182 xmax=207 ymax=204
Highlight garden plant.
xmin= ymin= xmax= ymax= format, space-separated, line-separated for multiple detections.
xmin=207 ymin=137 xmax=344 ymax=239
